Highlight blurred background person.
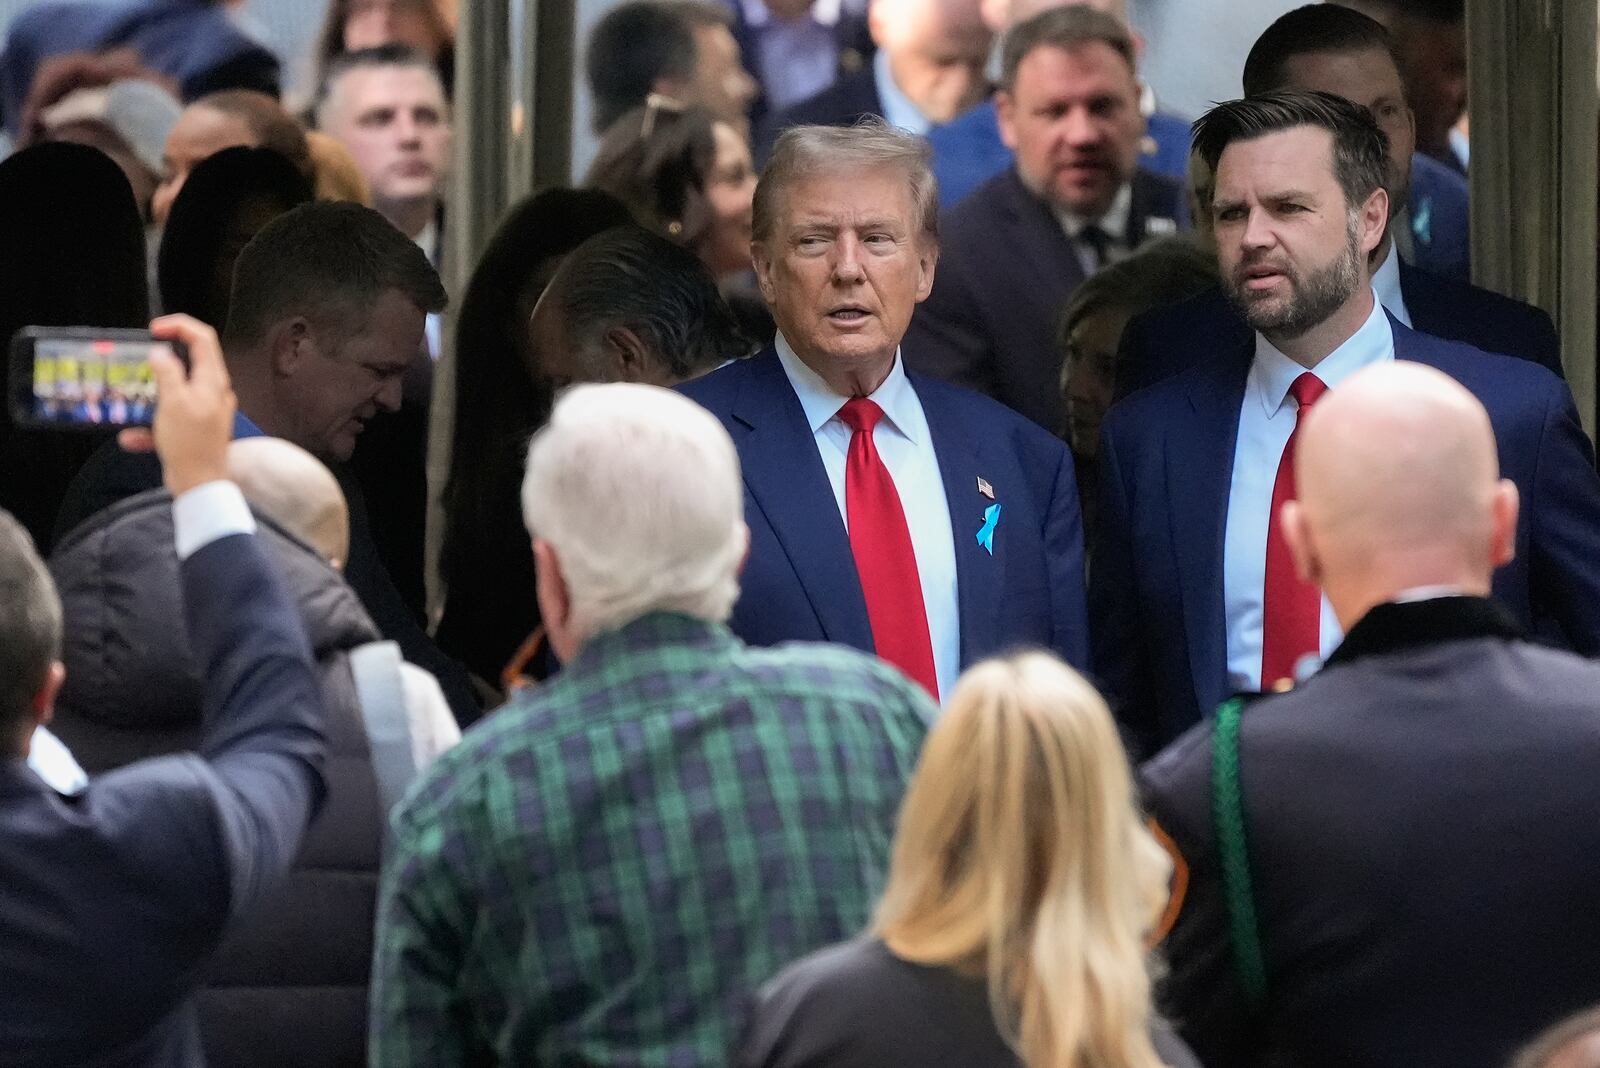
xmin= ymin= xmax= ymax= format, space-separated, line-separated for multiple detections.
xmin=150 ymin=88 xmax=312 ymax=227
xmin=10 ymin=50 xmax=180 ymax=221
xmin=1336 ymin=0 xmax=1467 ymax=172
xmin=0 ymin=142 xmax=149 ymax=554
xmin=724 ymin=0 xmax=872 ymax=131
xmin=930 ymin=0 xmax=1191 ymax=210
xmin=0 ymin=0 xmax=280 ymax=140
xmin=906 ymin=5 xmax=1187 ymax=433
xmin=309 ymin=0 xmax=456 ymax=104
xmin=435 ymin=187 xmax=634 ymax=694
xmin=314 ymin=45 xmax=451 ymax=267
xmin=157 ymin=145 xmax=314 ymax=329
xmin=1055 ymin=236 xmax=1215 ymax=533
xmin=755 ymin=0 xmax=992 ymax=161
xmin=584 ymin=98 xmax=768 ymax=339
xmin=585 ymin=1 xmax=759 ymax=138
xmin=744 ymin=652 xmax=1196 ymax=1068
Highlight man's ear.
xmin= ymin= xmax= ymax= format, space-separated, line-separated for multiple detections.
xmin=533 ymin=537 xmax=570 ymax=627
xmin=914 ymin=239 xmax=939 ymax=303
xmin=995 ymin=91 xmax=1019 ymax=151
xmin=31 ymin=661 xmax=64 ymax=735
xmin=269 ymin=318 xmax=313 ymax=379
xmin=1281 ymin=501 xmax=1322 ymax=587
xmin=605 ymin=326 xmax=655 ymax=383
xmin=1359 ymin=186 xmax=1390 ymax=259
xmin=1489 ymin=478 xmax=1520 ymax=568
xmin=752 ymin=240 xmax=777 ymax=304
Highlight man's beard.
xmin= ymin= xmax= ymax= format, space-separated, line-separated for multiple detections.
xmin=1226 ymin=216 xmax=1364 ymax=338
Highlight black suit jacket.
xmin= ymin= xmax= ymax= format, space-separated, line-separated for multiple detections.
xmin=1141 ymin=596 xmax=1600 ymax=1068
xmin=904 ymin=166 xmax=1186 ymax=432
xmin=0 ymin=531 xmax=325 ymax=1064
xmin=1115 ymin=260 xmax=1564 ymax=400
xmin=754 ymin=67 xmax=883 ymax=164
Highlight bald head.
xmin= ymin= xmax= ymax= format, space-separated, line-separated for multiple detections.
xmin=227 ymin=437 xmax=351 ymax=569
xmin=1515 ymin=1009 xmax=1600 ymax=1068
xmin=1283 ymin=362 xmax=1519 ymax=628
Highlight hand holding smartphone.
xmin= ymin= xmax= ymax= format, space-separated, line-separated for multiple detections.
xmin=7 ymin=327 xmax=190 ymax=431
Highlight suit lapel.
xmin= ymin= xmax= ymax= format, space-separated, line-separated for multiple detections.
xmin=1395 ymin=261 xmax=1448 ymax=336
xmin=913 ymin=377 xmax=1001 ymax=666
xmin=1171 ymin=344 xmax=1252 ymax=713
xmin=1126 ymin=169 xmax=1182 ymax=246
xmin=729 ymin=352 xmax=874 ymax=649
xmin=998 ymin=168 xmax=1087 ymax=294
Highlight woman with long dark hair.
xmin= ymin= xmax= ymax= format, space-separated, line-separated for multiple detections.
xmin=434 ymin=187 xmax=634 ymax=692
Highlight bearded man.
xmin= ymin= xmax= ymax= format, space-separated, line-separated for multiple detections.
xmin=1087 ymin=89 xmax=1600 ymax=756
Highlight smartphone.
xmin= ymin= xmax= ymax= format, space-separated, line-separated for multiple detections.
xmin=8 ymin=327 xmax=187 ymax=431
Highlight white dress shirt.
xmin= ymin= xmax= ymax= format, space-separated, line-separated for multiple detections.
xmin=1371 ymin=240 xmax=1413 ymax=327
xmin=1054 ymin=182 xmax=1132 ymax=276
xmin=776 ymin=334 xmax=960 ymax=699
xmin=1223 ymin=296 xmax=1394 ymax=692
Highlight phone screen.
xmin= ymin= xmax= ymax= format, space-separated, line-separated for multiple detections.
xmin=28 ymin=337 xmax=168 ymax=427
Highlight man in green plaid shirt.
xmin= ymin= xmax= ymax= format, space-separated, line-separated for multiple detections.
xmin=370 ymin=384 xmax=933 ymax=1066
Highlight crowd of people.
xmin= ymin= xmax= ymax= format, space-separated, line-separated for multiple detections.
xmin=2 ymin=1 xmax=1599 ymax=1067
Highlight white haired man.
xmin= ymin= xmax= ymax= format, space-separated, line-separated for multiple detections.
xmin=369 ymin=383 xmax=933 ymax=1066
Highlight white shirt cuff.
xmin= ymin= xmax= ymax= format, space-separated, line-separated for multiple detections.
xmin=173 ymin=480 xmax=257 ymax=561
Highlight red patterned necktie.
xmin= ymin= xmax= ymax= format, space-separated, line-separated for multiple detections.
xmin=837 ymin=397 xmax=939 ymax=698
xmin=1261 ymin=372 xmax=1328 ymax=690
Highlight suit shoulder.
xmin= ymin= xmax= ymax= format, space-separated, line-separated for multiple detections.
xmin=1407 ymin=329 xmax=1565 ymax=397
xmin=941 ymin=169 xmax=1015 ymax=236
xmin=770 ymin=69 xmax=878 ymax=128
xmin=909 ymin=372 xmax=1071 ymax=452
xmin=675 ymin=355 xmax=757 ymax=410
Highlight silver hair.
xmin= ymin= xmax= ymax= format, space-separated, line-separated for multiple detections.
xmin=521 ymin=383 xmax=747 ymax=645
xmin=752 ymin=118 xmax=940 ymax=244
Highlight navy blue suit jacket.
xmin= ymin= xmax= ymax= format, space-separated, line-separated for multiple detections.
xmin=0 ymin=531 xmax=324 ymax=1065
xmin=1093 ymin=316 xmax=1600 ymax=755
xmin=1407 ymin=150 xmax=1470 ymax=280
xmin=678 ymin=348 xmax=1090 ymax=675
xmin=730 ymin=3 xmax=872 ymax=137
xmin=906 ymin=166 xmax=1187 ymax=433
xmin=1116 ymin=261 xmax=1563 ymax=401
xmin=754 ymin=67 xmax=882 ymax=165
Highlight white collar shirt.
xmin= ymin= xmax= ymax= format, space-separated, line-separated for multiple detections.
xmin=1371 ymin=240 xmax=1412 ymax=327
xmin=775 ymin=333 xmax=960 ymax=700
xmin=1054 ymin=182 xmax=1132 ymax=275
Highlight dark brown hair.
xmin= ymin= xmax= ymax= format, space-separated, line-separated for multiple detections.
xmin=584 ymin=100 xmax=720 ymax=255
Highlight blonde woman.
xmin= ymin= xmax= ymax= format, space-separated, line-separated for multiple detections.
xmin=741 ymin=653 xmax=1196 ymax=1068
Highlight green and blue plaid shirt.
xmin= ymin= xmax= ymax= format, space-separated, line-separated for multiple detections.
xmin=370 ymin=612 xmax=933 ymax=1066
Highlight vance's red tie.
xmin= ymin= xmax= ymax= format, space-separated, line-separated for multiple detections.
xmin=838 ymin=397 xmax=939 ymax=698
xmin=1261 ymin=372 xmax=1328 ymax=690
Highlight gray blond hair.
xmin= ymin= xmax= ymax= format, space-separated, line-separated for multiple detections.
xmin=753 ymin=119 xmax=940 ymax=245
xmin=521 ymin=383 xmax=746 ymax=645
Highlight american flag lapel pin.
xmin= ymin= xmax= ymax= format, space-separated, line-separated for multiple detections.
xmin=976 ymin=476 xmax=995 ymax=500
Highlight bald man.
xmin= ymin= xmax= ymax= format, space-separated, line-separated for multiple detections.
xmin=1140 ymin=366 xmax=1600 ymax=1067
xmin=226 ymin=436 xmax=459 ymax=767
xmin=1517 ymin=1009 xmax=1600 ymax=1068
xmin=753 ymin=0 xmax=992 ymax=161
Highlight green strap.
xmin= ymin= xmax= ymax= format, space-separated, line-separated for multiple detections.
xmin=1212 ymin=696 xmax=1267 ymax=1008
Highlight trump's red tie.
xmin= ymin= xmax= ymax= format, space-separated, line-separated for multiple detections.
xmin=838 ymin=398 xmax=939 ymax=698
xmin=1261 ymin=372 xmax=1328 ymax=690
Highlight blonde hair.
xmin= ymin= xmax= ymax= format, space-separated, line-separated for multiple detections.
xmin=875 ymin=652 xmax=1173 ymax=1068
xmin=305 ymin=130 xmax=372 ymax=205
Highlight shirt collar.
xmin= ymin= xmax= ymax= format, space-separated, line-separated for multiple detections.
xmin=873 ymin=48 xmax=931 ymax=136
xmin=1322 ymin=596 xmax=1522 ymax=671
xmin=741 ymin=0 xmax=841 ymax=26
xmin=775 ymin=331 xmax=923 ymax=445
xmin=1054 ymin=181 xmax=1131 ymax=243
xmin=1371 ymin=240 xmax=1412 ymax=327
xmin=414 ymin=217 xmax=439 ymax=262
xmin=1250 ymin=295 xmax=1394 ymax=417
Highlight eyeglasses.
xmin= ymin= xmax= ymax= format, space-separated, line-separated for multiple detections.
xmin=639 ymin=92 xmax=686 ymax=140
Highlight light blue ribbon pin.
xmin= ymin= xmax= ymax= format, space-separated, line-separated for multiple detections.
xmin=976 ymin=503 xmax=1001 ymax=555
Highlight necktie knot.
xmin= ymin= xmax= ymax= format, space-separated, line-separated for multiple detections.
xmin=1290 ymin=372 xmax=1327 ymax=411
xmin=1080 ymin=223 xmax=1113 ymax=268
xmin=838 ymin=397 xmax=884 ymax=435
